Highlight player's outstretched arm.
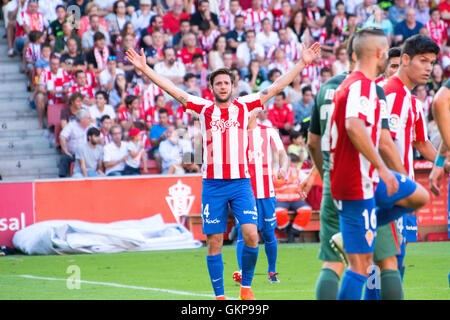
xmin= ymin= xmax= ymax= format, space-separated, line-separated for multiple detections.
xmin=126 ymin=48 xmax=189 ymax=107
xmin=432 ymin=85 xmax=450 ymax=149
xmin=259 ymin=42 xmax=321 ymax=106
xmin=346 ymin=117 xmax=399 ymax=196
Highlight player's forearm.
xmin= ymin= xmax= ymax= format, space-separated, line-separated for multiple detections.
xmin=346 ymin=117 xmax=386 ymax=171
xmin=307 ymin=132 xmax=324 ymax=178
xmin=141 ymin=65 xmax=188 ymax=106
xmin=379 ymin=129 xmax=407 ymax=175
xmin=260 ymin=59 xmax=306 ymax=105
xmin=413 ymin=140 xmax=437 ymax=163
xmin=278 ymin=150 xmax=289 ymax=173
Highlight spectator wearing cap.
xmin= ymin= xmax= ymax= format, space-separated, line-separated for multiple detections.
xmin=122 ymin=127 xmax=148 ymax=175
xmin=99 ymin=56 xmax=125 ymax=91
xmin=190 ymin=0 xmax=219 ymax=34
xmin=59 ymin=109 xmax=94 ymax=177
xmin=72 ymin=127 xmax=105 ymax=178
xmin=86 ymin=32 xmax=115 ymax=73
xmin=54 ymin=20 xmax=82 ymax=55
xmin=103 ymin=124 xmax=129 ymax=176
xmin=163 ymin=0 xmax=190 ymax=35
xmin=438 ymin=0 xmax=450 ymax=24
xmin=131 ymin=0 xmax=157 ymax=35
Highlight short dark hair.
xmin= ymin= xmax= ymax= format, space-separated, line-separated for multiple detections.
xmin=429 ymin=7 xmax=440 ymax=15
xmin=96 ymin=90 xmax=109 ymax=102
xmin=401 ymin=34 xmax=440 ymax=61
xmin=268 ymin=68 xmax=281 ymax=81
xmin=302 ymin=86 xmax=312 ymax=95
xmin=288 ymin=153 xmax=300 ymax=163
xmin=209 ymin=68 xmax=235 ymax=86
xmin=192 ymin=53 xmax=204 ymax=61
xmin=87 ymin=127 xmax=101 ymax=141
xmin=55 ymin=4 xmax=66 ymax=11
xmin=276 ymin=91 xmax=286 ymax=99
xmin=125 ymin=95 xmax=138 ymax=107
xmin=184 ymin=72 xmax=196 ymax=82
xmin=93 ymin=31 xmax=105 ymax=42
xmin=100 ymin=114 xmax=111 ymax=123
xmin=69 ymin=92 xmax=84 ymax=104
xmin=388 ymin=47 xmax=401 ymax=60
xmin=290 ymin=130 xmax=302 ymax=142
xmin=74 ymin=69 xmax=85 ymax=78
xmin=158 ymin=107 xmax=169 ymax=115
xmin=321 ymin=66 xmax=331 ymax=75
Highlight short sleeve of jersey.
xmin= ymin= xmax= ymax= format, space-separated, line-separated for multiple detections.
xmin=237 ymin=93 xmax=263 ymax=114
xmin=268 ymin=127 xmax=284 ymax=152
xmin=444 ymin=78 xmax=450 ymax=89
xmin=309 ymin=96 xmax=321 ymax=135
xmin=376 ymin=85 xmax=389 ymax=130
xmin=345 ymin=79 xmax=375 ymax=125
xmin=185 ymin=94 xmax=211 ymax=115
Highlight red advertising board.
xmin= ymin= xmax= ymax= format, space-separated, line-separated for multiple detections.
xmin=414 ymin=161 xmax=449 ymax=226
xmin=0 ymin=182 xmax=34 ymax=247
xmin=34 ymin=175 xmax=203 ymax=224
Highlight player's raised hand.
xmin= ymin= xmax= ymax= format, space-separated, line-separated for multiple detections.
xmin=125 ymin=48 xmax=148 ymax=72
xmin=300 ymin=42 xmax=321 ymax=66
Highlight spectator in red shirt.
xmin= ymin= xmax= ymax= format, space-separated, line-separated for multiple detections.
xmin=176 ymin=32 xmax=206 ymax=68
xmin=65 ymin=70 xmax=96 ymax=107
xmin=268 ymin=91 xmax=294 ymax=135
xmin=117 ymin=95 xmax=145 ymax=132
xmin=438 ymin=0 xmax=450 ymax=24
xmin=163 ymin=0 xmax=190 ymax=35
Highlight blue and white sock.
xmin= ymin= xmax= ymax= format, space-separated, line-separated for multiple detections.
xmin=206 ymin=253 xmax=224 ymax=297
xmin=261 ymin=229 xmax=277 ymax=274
xmin=338 ymin=269 xmax=368 ymax=300
xmin=364 ymin=266 xmax=381 ymax=300
xmin=241 ymin=245 xmax=259 ymax=287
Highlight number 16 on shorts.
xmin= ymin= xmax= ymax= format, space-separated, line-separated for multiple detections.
xmin=336 ymin=199 xmax=377 ymax=254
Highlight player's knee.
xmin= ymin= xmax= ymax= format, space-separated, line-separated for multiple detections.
xmin=275 ymin=208 xmax=289 ymax=230
xmin=206 ymin=234 xmax=223 ymax=255
xmin=412 ymin=184 xmax=429 ymax=209
xmin=292 ymin=207 xmax=312 ymax=231
xmin=261 ymin=229 xmax=276 ymax=243
xmin=241 ymin=224 xmax=258 ymax=247
xmin=376 ymin=256 xmax=398 ymax=271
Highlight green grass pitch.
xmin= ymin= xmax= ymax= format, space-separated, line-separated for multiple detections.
xmin=0 ymin=241 xmax=448 ymax=300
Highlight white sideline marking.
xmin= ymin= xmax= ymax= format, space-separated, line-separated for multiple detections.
xmin=18 ymin=275 xmax=237 ymax=300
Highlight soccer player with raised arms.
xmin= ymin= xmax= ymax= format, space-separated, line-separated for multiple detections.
xmin=125 ymin=43 xmax=321 ymax=300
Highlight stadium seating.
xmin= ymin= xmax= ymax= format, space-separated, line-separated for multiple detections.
xmin=47 ymin=103 xmax=67 ymax=147
xmin=426 ymin=232 xmax=448 ymax=242
xmin=140 ymin=159 xmax=160 ymax=174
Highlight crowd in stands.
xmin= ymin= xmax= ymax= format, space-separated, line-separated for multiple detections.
xmin=3 ymin=0 xmax=449 ymax=181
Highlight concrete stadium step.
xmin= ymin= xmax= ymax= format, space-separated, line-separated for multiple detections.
xmin=0 ymin=118 xmax=40 ymax=130
xmin=0 ymin=79 xmax=29 ymax=91
xmin=1 ymin=167 xmax=60 ymax=181
xmin=0 ymin=98 xmax=34 ymax=111
xmin=0 ymin=139 xmax=55 ymax=158
xmin=0 ymin=63 xmax=22 ymax=74
xmin=0 ymin=128 xmax=47 ymax=139
xmin=0 ymin=108 xmax=36 ymax=118
xmin=0 ymin=72 xmax=28 ymax=81
xmin=0 ymin=155 xmax=60 ymax=173
xmin=0 ymin=90 xmax=29 ymax=99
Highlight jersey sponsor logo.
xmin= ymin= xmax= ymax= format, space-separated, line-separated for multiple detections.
xmin=389 ymin=114 xmax=400 ymax=129
xmin=360 ymin=96 xmax=370 ymax=112
xmin=210 ymin=119 xmax=240 ymax=133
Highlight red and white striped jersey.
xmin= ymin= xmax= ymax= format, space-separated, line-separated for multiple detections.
xmin=69 ymin=71 xmax=98 ymax=89
xmin=38 ymin=68 xmax=71 ymax=104
xmin=248 ymin=124 xmax=285 ymax=199
xmin=244 ymin=8 xmax=273 ymax=32
xmin=425 ymin=19 xmax=447 ymax=47
xmin=266 ymin=41 xmax=302 ymax=62
xmin=144 ymin=106 xmax=174 ymax=125
xmin=131 ymin=83 xmax=164 ymax=112
xmin=329 ymin=71 xmax=382 ymax=200
xmin=184 ymin=93 xmax=263 ymax=179
xmin=25 ymin=42 xmax=41 ymax=63
xmin=198 ymin=29 xmax=221 ymax=52
xmin=16 ymin=10 xmax=46 ymax=37
xmin=176 ymin=105 xmax=192 ymax=126
xmin=382 ymin=76 xmax=428 ymax=178
xmin=117 ymin=105 xmax=145 ymax=122
xmin=66 ymin=84 xmax=95 ymax=99
xmin=274 ymin=14 xmax=291 ymax=30
xmin=219 ymin=9 xmax=243 ymax=31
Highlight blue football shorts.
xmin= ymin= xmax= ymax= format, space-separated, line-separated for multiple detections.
xmin=256 ymin=197 xmax=277 ymax=231
xmin=201 ymin=178 xmax=257 ymax=235
xmin=334 ymin=198 xmax=377 ymax=254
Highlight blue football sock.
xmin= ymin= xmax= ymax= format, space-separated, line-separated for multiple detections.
xmin=236 ymin=226 xmax=244 ymax=271
xmin=206 ymin=253 xmax=225 ymax=297
xmin=364 ymin=266 xmax=381 ymax=300
xmin=261 ymin=229 xmax=277 ymax=274
xmin=241 ymin=245 xmax=259 ymax=287
xmin=338 ymin=269 xmax=368 ymax=300
xmin=377 ymin=206 xmax=413 ymax=226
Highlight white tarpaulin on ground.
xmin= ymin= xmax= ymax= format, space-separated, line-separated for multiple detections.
xmin=12 ymin=214 xmax=202 ymax=255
